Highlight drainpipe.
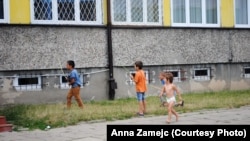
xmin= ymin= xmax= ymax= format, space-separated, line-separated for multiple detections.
xmin=107 ymin=0 xmax=117 ymax=100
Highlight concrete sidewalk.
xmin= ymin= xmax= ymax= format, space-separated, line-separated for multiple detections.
xmin=0 ymin=105 xmax=249 ymax=141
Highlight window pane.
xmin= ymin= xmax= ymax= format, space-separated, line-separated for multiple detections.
xmin=147 ymin=0 xmax=159 ymax=22
xmin=206 ymin=0 xmax=217 ymax=24
xmin=0 ymin=0 xmax=4 ymax=19
xmin=236 ymin=0 xmax=248 ymax=24
xmin=80 ymin=0 xmax=96 ymax=21
xmin=34 ymin=0 xmax=52 ymax=20
xmin=245 ymin=68 xmax=250 ymax=74
xmin=195 ymin=70 xmax=208 ymax=76
xmin=131 ymin=0 xmax=143 ymax=22
xmin=113 ymin=0 xmax=126 ymax=22
xmin=173 ymin=0 xmax=186 ymax=23
xmin=190 ymin=0 xmax=202 ymax=23
xmin=58 ymin=0 xmax=75 ymax=21
xmin=18 ymin=78 xmax=39 ymax=85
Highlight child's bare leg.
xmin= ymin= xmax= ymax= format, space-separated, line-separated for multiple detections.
xmin=171 ymin=108 xmax=179 ymax=122
xmin=166 ymin=102 xmax=174 ymax=123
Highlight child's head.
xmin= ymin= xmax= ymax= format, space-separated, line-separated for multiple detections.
xmin=134 ymin=61 xmax=143 ymax=71
xmin=165 ymin=72 xmax=174 ymax=83
xmin=66 ymin=60 xmax=75 ymax=70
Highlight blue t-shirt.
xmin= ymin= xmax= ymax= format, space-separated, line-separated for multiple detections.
xmin=68 ymin=69 xmax=82 ymax=88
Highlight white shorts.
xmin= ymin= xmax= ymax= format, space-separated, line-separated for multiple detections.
xmin=166 ymin=96 xmax=176 ymax=104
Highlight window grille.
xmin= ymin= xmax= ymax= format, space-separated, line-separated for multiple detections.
xmin=243 ymin=67 xmax=250 ymax=78
xmin=58 ymin=0 xmax=75 ymax=21
xmin=193 ymin=67 xmax=211 ymax=81
xmin=31 ymin=0 xmax=102 ymax=25
xmin=13 ymin=74 xmax=42 ymax=91
xmin=80 ymin=0 xmax=96 ymax=21
xmin=59 ymin=73 xmax=88 ymax=89
xmin=112 ymin=0 xmax=162 ymax=25
xmin=127 ymin=70 xmax=150 ymax=85
xmin=34 ymin=0 xmax=52 ymax=20
xmin=164 ymin=68 xmax=186 ymax=82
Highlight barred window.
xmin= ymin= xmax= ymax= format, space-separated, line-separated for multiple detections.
xmin=31 ymin=0 xmax=102 ymax=25
xmin=128 ymin=70 xmax=149 ymax=85
xmin=164 ymin=69 xmax=182 ymax=82
xmin=171 ymin=0 xmax=220 ymax=27
xmin=244 ymin=67 xmax=250 ymax=78
xmin=0 ymin=0 xmax=8 ymax=23
xmin=112 ymin=0 xmax=162 ymax=25
xmin=235 ymin=0 xmax=250 ymax=28
xmin=193 ymin=68 xmax=211 ymax=81
xmin=13 ymin=75 xmax=42 ymax=91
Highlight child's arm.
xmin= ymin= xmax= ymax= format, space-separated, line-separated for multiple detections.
xmin=159 ymin=86 xmax=165 ymax=97
xmin=173 ymin=85 xmax=182 ymax=101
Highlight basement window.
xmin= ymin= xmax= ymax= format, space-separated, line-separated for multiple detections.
xmin=128 ymin=70 xmax=149 ymax=85
xmin=163 ymin=69 xmax=182 ymax=82
xmin=193 ymin=68 xmax=211 ymax=81
xmin=244 ymin=67 xmax=250 ymax=78
xmin=13 ymin=76 xmax=42 ymax=91
xmin=60 ymin=74 xmax=84 ymax=89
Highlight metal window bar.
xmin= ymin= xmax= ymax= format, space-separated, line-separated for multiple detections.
xmin=34 ymin=0 xmax=52 ymax=20
xmin=147 ymin=0 xmax=159 ymax=22
xmin=193 ymin=67 xmax=212 ymax=80
xmin=58 ymin=0 xmax=75 ymax=21
xmin=16 ymin=72 xmax=41 ymax=91
xmin=113 ymin=0 xmax=126 ymax=22
xmin=80 ymin=0 xmax=96 ymax=21
xmin=164 ymin=68 xmax=186 ymax=82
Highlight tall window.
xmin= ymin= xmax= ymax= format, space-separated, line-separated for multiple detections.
xmin=31 ymin=0 xmax=102 ymax=25
xmin=0 ymin=0 xmax=8 ymax=23
xmin=235 ymin=0 xmax=250 ymax=28
xmin=112 ymin=0 xmax=162 ymax=25
xmin=171 ymin=0 xmax=220 ymax=27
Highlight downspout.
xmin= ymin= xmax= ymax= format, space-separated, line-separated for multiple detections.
xmin=107 ymin=0 xmax=117 ymax=100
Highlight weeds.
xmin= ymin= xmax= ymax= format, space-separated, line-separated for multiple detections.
xmin=0 ymin=89 xmax=249 ymax=131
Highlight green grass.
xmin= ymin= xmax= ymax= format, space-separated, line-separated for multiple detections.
xmin=0 ymin=89 xmax=250 ymax=131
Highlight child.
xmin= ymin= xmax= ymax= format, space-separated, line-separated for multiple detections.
xmin=158 ymin=71 xmax=184 ymax=107
xmin=130 ymin=61 xmax=147 ymax=116
xmin=159 ymin=72 xmax=183 ymax=123
xmin=66 ymin=60 xmax=84 ymax=109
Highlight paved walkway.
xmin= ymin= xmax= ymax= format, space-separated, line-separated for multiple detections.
xmin=0 ymin=105 xmax=250 ymax=141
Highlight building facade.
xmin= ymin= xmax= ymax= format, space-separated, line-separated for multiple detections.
xmin=0 ymin=0 xmax=250 ymax=105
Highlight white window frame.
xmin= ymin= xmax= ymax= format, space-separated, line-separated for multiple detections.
xmin=111 ymin=0 xmax=162 ymax=25
xmin=30 ymin=0 xmax=103 ymax=25
xmin=193 ymin=68 xmax=211 ymax=81
xmin=0 ymin=0 xmax=9 ymax=23
xmin=163 ymin=69 xmax=182 ymax=82
xmin=128 ymin=70 xmax=149 ymax=85
xmin=13 ymin=75 xmax=42 ymax=91
xmin=234 ymin=0 xmax=250 ymax=28
xmin=171 ymin=0 xmax=220 ymax=27
xmin=243 ymin=67 xmax=250 ymax=78
xmin=59 ymin=74 xmax=84 ymax=89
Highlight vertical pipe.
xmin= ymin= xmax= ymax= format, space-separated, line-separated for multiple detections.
xmin=107 ymin=0 xmax=117 ymax=100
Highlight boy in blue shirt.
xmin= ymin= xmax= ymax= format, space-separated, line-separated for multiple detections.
xmin=66 ymin=60 xmax=84 ymax=109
